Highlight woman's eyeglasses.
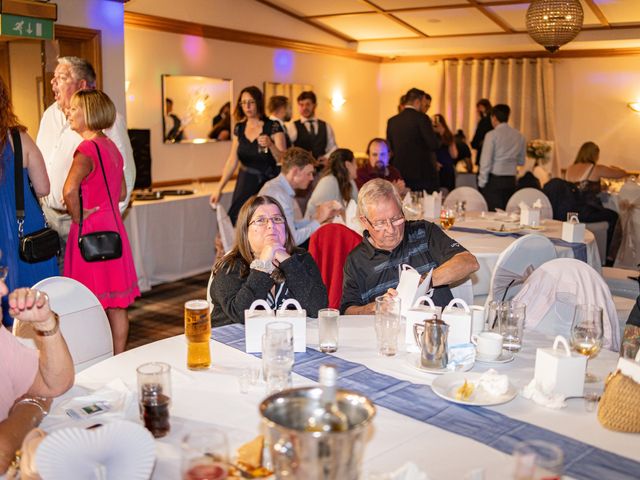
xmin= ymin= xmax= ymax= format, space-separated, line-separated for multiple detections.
xmin=249 ymin=215 xmax=286 ymax=227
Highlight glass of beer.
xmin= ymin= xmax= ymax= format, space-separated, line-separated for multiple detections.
xmin=137 ymin=362 xmax=172 ymax=438
xmin=185 ymin=299 xmax=212 ymax=370
xmin=440 ymin=208 xmax=455 ymax=230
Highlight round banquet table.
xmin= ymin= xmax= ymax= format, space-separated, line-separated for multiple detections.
xmin=445 ymin=213 xmax=602 ymax=297
xmin=42 ymin=316 xmax=635 ymax=480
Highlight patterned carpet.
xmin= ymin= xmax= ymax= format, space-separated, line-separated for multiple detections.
xmin=126 ymin=271 xmax=210 ymax=351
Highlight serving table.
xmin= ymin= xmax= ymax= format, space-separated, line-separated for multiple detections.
xmin=45 ymin=316 xmax=638 ymax=480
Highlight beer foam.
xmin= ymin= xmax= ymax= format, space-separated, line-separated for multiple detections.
xmin=185 ymin=299 xmax=209 ymax=310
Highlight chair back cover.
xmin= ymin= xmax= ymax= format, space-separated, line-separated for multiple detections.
xmin=443 ymin=187 xmax=488 ymax=212
xmin=487 ymin=234 xmax=556 ymax=304
xmin=614 ymin=181 xmax=640 ymax=269
xmin=13 ymin=276 xmax=114 ymax=372
xmin=216 ymin=204 xmax=235 ymax=254
xmin=506 ymin=188 xmax=553 ymax=220
xmin=512 ymin=258 xmax=620 ymax=351
xmin=309 ymin=223 xmax=362 ymax=309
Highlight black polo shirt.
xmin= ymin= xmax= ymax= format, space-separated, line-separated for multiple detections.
xmin=340 ymin=221 xmax=468 ymax=313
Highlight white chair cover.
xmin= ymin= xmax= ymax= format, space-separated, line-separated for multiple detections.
xmin=443 ymin=187 xmax=488 ymax=212
xmin=487 ymin=234 xmax=557 ymax=304
xmin=505 ymin=188 xmax=553 ymax=220
xmin=13 ymin=276 xmax=113 ymax=372
xmin=216 ymin=204 xmax=235 ymax=254
xmin=450 ymin=278 xmax=474 ymax=306
xmin=603 ymin=266 xmax=640 ymax=300
xmin=512 ymin=258 xmax=620 ymax=351
xmin=614 ymin=181 xmax=640 ymax=269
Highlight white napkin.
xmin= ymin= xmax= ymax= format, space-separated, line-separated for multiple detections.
xmin=52 ymin=378 xmax=133 ymax=419
xmin=447 ymin=343 xmax=476 ymax=371
xmin=367 ymin=462 xmax=430 ymax=480
xmin=521 ymin=378 xmax=566 ymax=409
xmin=476 ymin=369 xmax=509 ymax=396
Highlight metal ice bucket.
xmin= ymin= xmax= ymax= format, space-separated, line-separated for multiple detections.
xmin=259 ymin=386 xmax=376 ymax=479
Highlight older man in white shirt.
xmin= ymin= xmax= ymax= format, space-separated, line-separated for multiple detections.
xmin=36 ymin=56 xmax=135 ymax=268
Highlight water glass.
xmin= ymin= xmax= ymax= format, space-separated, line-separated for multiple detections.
xmin=262 ymin=322 xmax=294 ymax=383
xmin=374 ymin=296 xmax=401 ymax=356
xmin=318 ymin=308 xmax=339 ymax=353
xmin=181 ymin=428 xmax=230 ymax=480
xmin=513 ymin=440 xmax=563 ymax=480
xmin=137 ymin=362 xmax=172 ymax=438
xmin=500 ymin=302 xmax=526 ymax=352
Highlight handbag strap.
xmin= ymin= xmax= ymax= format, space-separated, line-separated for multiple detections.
xmin=78 ymin=140 xmax=121 ymax=237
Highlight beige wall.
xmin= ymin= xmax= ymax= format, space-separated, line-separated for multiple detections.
xmin=553 ymin=56 xmax=640 ymax=172
xmin=124 ymin=27 xmax=380 ymax=183
xmin=9 ymin=42 xmax=42 ymax=136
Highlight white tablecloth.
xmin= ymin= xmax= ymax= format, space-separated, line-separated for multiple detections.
xmin=123 ymin=182 xmax=234 ymax=292
xmin=447 ymin=213 xmax=601 ymax=297
xmin=46 ymin=316 xmax=634 ymax=480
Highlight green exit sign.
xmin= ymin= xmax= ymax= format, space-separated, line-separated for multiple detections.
xmin=0 ymin=14 xmax=54 ymax=40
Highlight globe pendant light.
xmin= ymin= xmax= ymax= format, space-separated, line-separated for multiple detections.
xmin=526 ymin=0 xmax=584 ymax=53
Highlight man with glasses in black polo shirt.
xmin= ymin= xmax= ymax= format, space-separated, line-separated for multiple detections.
xmin=341 ymin=179 xmax=479 ymax=314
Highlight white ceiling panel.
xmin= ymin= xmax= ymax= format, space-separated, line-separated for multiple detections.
xmin=315 ymin=13 xmax=422 ymax=40
xmin=374 ymin=0 xmax=467 ymax=9
xmin=395 ymin=7 xmax=504 ymax=36
xmin=265 ymin=0 xmax=372 ymax=17
xmin=596 ymin=0 xmax=640 ymax=24
xmin=488 ymin=1 xmax=602 ymax=31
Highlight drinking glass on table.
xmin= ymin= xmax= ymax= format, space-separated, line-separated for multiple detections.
xmin=318 ymin=308 xmax=339 ymax=353
xmin=513 ymin=440 xmax=563 ymax=480
xmin=182 ymin=428 xmax=230 ymax=480
xmin=185 ymin=299 xmax=211 ymax=370
xmin=262 ymin=322 xmax=294 ymax=392
xmin=500 ymin=302 xmax=526 ymax=353
xmin=137 ymin=362 xmax=172 ymax=438
xmin=570 ymin=304 xmax=603 ymax=383
xmin=374 ymin=296 xmax=401 ymax=356
xmin=440 ymin=208 xmax=455 ymax=230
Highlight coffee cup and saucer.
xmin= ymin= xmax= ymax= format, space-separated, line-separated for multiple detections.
xmin=472 ymin=332 xmax=515 ymax=364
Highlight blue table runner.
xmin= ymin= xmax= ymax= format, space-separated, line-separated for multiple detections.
xmin=213 ymin=323 xmax=638 ymax=480
xmin=450 ymin=226 xmax=588 ymax=263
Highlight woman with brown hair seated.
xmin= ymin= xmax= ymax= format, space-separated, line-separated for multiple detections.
xmin=209 ymin=195 xmax=327 ymax=327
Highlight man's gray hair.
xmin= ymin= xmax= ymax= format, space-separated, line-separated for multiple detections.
xmin=357 ymin=178 xmax=402 ymax=217
xmin=58 ymin=56 xmax=96 ymax=88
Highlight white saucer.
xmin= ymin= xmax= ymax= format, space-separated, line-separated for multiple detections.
xmin=406 ymin=353 xmax=473 ymax=375
xmin=475 ymin=350 xmax=515 ymax=364
xmin=432 ymin=372 xmax=518 ymax=406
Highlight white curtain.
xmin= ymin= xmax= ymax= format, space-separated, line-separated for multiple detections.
xmin=440 ymin=58 xmax=559 ymax=177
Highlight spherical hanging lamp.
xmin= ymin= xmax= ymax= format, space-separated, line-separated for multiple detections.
xmin=526 ymin=0 xmax=584 ymax=53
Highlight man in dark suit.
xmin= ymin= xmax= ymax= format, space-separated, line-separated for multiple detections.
xmin=386 ymin=88 xmax=440 ymax=193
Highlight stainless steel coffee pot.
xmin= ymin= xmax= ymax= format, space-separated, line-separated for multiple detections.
xmin=413 ymin=318 xmax=449 ymax=369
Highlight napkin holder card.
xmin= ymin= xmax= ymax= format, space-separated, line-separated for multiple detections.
xmin=519 ymin=204 xmax=541 ymax=227
xmin=422 ymin=192 xmax=442 ymax=220
xmin=440 ymin=298 xmax=472 ymax=346
xmin=396 ymin=265 xmax=433 ymax=315
xmin=405 ymin=295 xmax=442 ymax=353
xmin=534 ymin=335 xmax=587 ymax=398
xmin=561 ymin=215 xmax=586 ymax=243
xmin=244 ymin=299 xmax=307 ymax=353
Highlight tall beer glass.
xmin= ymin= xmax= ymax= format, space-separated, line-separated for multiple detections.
xmin=185 ymin=299 xmax=211 ymax=370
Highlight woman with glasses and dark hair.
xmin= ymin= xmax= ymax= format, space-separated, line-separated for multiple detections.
xmin=209 ymin=195 xmax=327 ymax=327
xmin=305 ymin=148 xmax=358 ymax=220
xmin=209 ymin=86 xmax=287 ymax=225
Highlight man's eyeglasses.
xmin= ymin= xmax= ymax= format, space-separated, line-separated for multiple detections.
xmin=249 ymin=215 xmax=286 ymax=227
xmin=365 ymin=215 xmax=405 ymax=231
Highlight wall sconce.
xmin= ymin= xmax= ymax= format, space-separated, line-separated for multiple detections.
xmin=331 ymin=91 xmax=346 ymax=111
xmin=627 ymin=102 xmax=640 ymax=113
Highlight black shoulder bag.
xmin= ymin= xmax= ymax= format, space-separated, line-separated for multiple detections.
xmin=13 ymin=128 xmax=61 ymax=263
xmin=77 ymin=141 xmax=122 ymax=262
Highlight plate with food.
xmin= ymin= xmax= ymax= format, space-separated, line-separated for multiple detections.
xmin=431 ymin=370 xmax=517 ymax=406
xmin=519 ymin=225 xmax=546 ymax=233
xmin=485 ymin=225 xmax=521 ymax=236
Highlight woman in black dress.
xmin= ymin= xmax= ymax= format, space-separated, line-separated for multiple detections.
xmin=210 ymin=86 xmax=286 ymax=224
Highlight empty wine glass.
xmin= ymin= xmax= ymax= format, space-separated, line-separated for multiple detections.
xmin=570 ymin=304 xmax=603 ymax=383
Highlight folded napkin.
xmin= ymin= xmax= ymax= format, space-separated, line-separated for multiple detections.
xmin=476 ymin=369 xmax=509 ymax=397
xmin=367 ymin=462 xmax=430 ymax=480
xmin=447 ymin=343 xmax=476 ymax=371
xmin=521 ymin=378 xmax=566 ymax=409
xmin=52 ymin=378 xmax=133 ymax=419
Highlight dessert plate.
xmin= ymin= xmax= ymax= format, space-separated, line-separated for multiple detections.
xmin=406 ymin=353 xmax=473 ymax=375
xmin=485 ymin=225 xmax=521 ymax=236
xmin=431 ymin=372 xmax=518 ymax=406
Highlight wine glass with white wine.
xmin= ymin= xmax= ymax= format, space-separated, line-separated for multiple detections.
xmin=570 ymin=304 xmax=603 ymax=383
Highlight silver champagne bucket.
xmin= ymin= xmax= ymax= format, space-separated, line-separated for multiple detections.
xmin=413 ymin=318 xmax=449 ymax=369
xmin=259 ymin=386 xmax=376 ymax=479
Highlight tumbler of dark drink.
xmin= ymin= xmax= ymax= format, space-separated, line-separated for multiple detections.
xmin=137 ymin=362 xmax=172 ymax=438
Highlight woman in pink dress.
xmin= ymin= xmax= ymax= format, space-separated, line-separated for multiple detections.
xmin=62 ymin=89 xmax=139 ymax=354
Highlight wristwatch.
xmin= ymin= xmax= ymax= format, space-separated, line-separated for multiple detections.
xmin=250 ymin=259 xmax=274 ymax=274
xmin=34 ymin=312 xmax=60 ymax=337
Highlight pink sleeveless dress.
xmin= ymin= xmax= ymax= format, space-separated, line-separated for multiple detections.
xmin=64 ymin=137 xmax=140 ymax=309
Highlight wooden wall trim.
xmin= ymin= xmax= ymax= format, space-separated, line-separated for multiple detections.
xmin=1 ymin=0 xmax=57 ymax=20
xmin=54 ymin=24 xmax=102 ymax=89
xmin=123 ymin=11 xmax=381 ymax=63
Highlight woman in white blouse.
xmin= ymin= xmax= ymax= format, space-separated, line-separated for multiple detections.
xmin=305 ymin=148 xmax=358 ymax=219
